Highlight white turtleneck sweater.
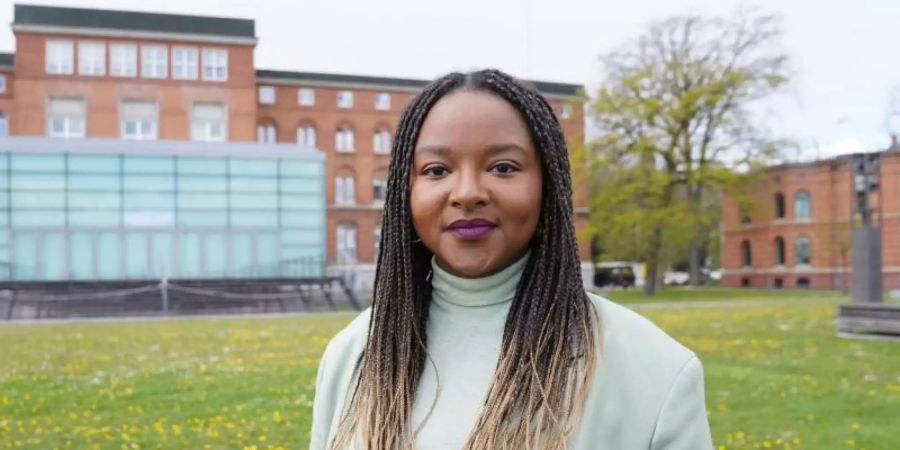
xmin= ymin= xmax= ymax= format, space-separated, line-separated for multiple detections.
xmin=310 ymin=253 xmax=713 ymax=449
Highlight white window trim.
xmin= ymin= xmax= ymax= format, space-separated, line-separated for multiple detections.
xmin=119 ymin=100 xmax=159 ymax=141
xmin=0 ymin=74 xmax=6 ymax=94
xmin=375 ymin=93 xmax=390 ymax=111
xmin=172 ymin=46 xmax=198 ymax=80
xmin=202 ymin=48 xmax=228 ymax=82
xmin=78 ymin=41 xmax=106 ymax=76
xmin=337 ymin=90 xmax=353 ymax=109
xmin=335 ymin=176 xmax=356 ymax=204
xmin=259 ymin=86 xmax=276 ymax=104
xmin=190 ymin=102 xmax=228 ymax=142
xmin=257 ymin=124 xmax=277 ymax=143
xmin=336 ymin=224 xmax=358 ymax=265
xmin=373 ymin=129 xmax=391 ymax=154
xmin=109 ymin=43 xmax=137 ymax=77
xmin=373 ymin=177 xmax=387 ymax=203
xmin=45 ymin=40 xmax=74 ymax=75
xmin=297 ymin=125 xmax=316 ymax=147
xmin=47 ymin=98 xmax=87 ymax=139
xmin=141 ymin=45 xmax=168 ymax=79
xmin=298 ymin=88 xmax=315 ymax=106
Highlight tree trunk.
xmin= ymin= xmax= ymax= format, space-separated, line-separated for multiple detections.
xmin=643 ymin=226 xmax=664 ymax=296
xmin=688 ymin=238 xmax=702 ymax=286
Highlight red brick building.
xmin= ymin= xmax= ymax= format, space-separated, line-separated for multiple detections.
xmin=721 ymin=144 xmax=900 ymax=290
xmin=0 ymin=4 xmax=590 ymax=289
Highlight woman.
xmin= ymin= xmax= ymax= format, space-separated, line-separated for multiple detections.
xmin=310 ymin=69 xmax=712 ymax=450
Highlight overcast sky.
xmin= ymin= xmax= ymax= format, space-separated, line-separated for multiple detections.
xmin=3 ymin=0 xmax=900 ymax=160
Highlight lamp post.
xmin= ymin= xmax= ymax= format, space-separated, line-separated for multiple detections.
xmin=850 ymin=153 xmax=882 ymax=304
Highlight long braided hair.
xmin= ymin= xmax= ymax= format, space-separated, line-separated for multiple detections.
xmin=330 ymin=69 xmax=598 ymax=450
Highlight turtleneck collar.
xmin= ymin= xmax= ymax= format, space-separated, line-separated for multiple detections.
xmin=430 ymin=251 xmax=530 ymax=308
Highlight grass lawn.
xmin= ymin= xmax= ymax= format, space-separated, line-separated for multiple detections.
xmin=1 ymin=289 xmax=899 ymax=449
xmin=598 ymin=286 xmax=850 ymax=304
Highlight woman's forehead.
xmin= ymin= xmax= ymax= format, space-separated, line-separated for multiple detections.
xmin=415 ymin=90 xmax=533 ymax=151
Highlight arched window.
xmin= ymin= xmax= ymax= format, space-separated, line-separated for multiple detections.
xmin=372 ymin=169 xmax=388 ymax=203
xmin=774 ymin=192 xmax=785 ymax=219
xmin=335 ymin=126 xmax=355 ymax=152
xmin=795 ymin=235 xmax=811 ymax=265
xmin=374 ymin=223 xmax=382 ymax=259
xmin=794 ymin=191 xmax=810 ymax=220
xmin=296 ymin=123 xmax=316 ymax=147
xmin=335 ymin=223 xmax=357 ymax=265
xmin=741 ymin=240 xmax=752 ymax=267
xmin=373 ymin=127 xmax=392 ymax=154
xmin=774 ymin=236 xmax=785 ymax=265
xmin=256 ymin=121 xmax=276 ymax=143
xmin=334 ymin=169 xmax=355 ymax=204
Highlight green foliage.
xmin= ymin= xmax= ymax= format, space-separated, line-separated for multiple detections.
xmin=588 ymin=11 xmax=791 ymax=293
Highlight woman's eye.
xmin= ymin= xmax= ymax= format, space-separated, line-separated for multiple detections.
xmin=423 ymin=166 xmax=449 ymax=177
xmin=490 ymin=162 xmax=520 ymax=174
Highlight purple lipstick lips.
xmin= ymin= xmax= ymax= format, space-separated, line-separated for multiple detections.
xmin=447 ymin=218 xmax=497 ymax=240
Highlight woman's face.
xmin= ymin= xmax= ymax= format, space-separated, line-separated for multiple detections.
xmin=410 ymin=90 xmax=542 ymax=278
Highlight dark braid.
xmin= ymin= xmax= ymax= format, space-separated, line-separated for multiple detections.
xmin=330 ymin=69 xmax=597 ymax=450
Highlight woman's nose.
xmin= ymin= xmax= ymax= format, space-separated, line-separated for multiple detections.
xmin=449 ymin=169 xmax=488 ymax=210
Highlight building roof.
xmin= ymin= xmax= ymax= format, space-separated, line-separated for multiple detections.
xmin=0 ymin=52 xmax=13 ymax=66
xmin=256 ymin=69 xmax=583 ymax=97
xmin=13 ymin=4 xmax=255 ymax=39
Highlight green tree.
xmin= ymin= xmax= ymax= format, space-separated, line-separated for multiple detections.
xmin=589 ymin=11 xmax=790 ymax=295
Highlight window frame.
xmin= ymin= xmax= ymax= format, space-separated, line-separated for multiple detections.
xmin=119 ymin=99 xmax=159 ymax=141
xmin=109 ymin=43 xmax=137 ymax=77
xmin=337 ymin=90 xmax=353 ymax=109
xmin=172 ymin=46 xmax=198 ymax=80
xmin=45 ymin=40 xmax=74 ymax=75
xmin=202 ymin=48 xmax=228 ymax=82
xmin=298 ymin=88 xmax=315 ymax=106
xmin=77 ymin=41 xmax=106 ymax=76
xmin=375 ymin=92 xmax=390 ymax=111
xmin=140 ymin=44 xmax=168 ymax=79
xmin=258 ymin=86 xmax=276 ymax=105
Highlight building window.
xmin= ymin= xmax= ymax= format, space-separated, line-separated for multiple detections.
xmin=373 ymin=128 xmax=391 ymax=154
xmin=795 ymin=235 xmax=811 ymax=265
xmin=77 ymin=42 xmax=105 ymax=76
xmin=741 ymin=277 xmax=750 ymax=287
xmin=120 ymin=100 xmax=158 ymax=140
xmin=258 ymin=86 xmax=276 ymax=104
xmin=740 ymin=240 xmax=752 ymax=267
xmin=297 ymin=124 xmax=316 ymax=147
xmin=375 ymin=93 xmax=390 ymax=110
xmin=202 ymin=48 xmax=228 ymax=81
xmin=335 ymin=174 xmax=355 ymax=204
xmin=335 ymin=127 xmax=355 ymax=152
xmin=257 ymin=123 xmax=277 ymax=143
xmin=298 ymin=88 xmax=315 ymax=106
xmin=337 ymin=91 xmax=353 ymax=108
xmin=773 ymin=278 xmax=783 ymax=289
xmin=374 ymin=224 xmax=382 ymax=258
xmin=774 ymin=192 xmax=785 ymax=219
xmin=373 ymin=176 xmax=387 ymax=203
xmin=172 ymin=47 xmax=198 ymax=80
xmin=775 ymin=236 xmax=785 ymax=265
xmin=0 ymin=113 xmax=7 ymax=137
xmin=336 ymin=223 xmax=357 ymax=265
xmin=110 ymin=43 xmax=137 ymax=77
xmin=561 ymin=104 xmax=573 ymax=119
xmin=0 ymin=74 xmax=5 ymax=93
xmin=45 ymin=40 xmax=74 ymax=74
xmin=190 ymin=102 xmax=226 ymax=142
xmin=794 ymin=191 xmax=810 ymax=220
xmin=141 ymin=45 xmax=167 ymax=79
xmin=47 ymin=97 xmax=86 ymax=138
xmin=797 ymin=277 xmax=810 ymax=289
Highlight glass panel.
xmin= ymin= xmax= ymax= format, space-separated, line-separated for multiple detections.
xmin=256 ymin=233 xmax=278 ymax=277
xmin=229 ymin=159 xmax=277 ymax=176
xmin=69 ymin=155 xmax=121 ymax=173
xmin=280 ymin=194 xmax=321 ymax=210
xmin=69 ymin=232 xmax=94 ymax=280
xmin=178 ymin=211 xmax=227 ymax=227
xmin=39 ymin=232 xmax=66 ymax=281
xmin=177 ymin=192 xmax=227 ymax=209
xmin=11 ymin=191 xmax=65 ymax=209
xmin=123 ymin=192 xmax=174 ymax=209
xmin=97 ymin=232 xmax=121 ymax=279
xmin=179 ymin=233 xmax=202 ymax=278
xmin=281 ymin=212 xmax=323 ymax=228
xmin=13 ymin=232 xmax=37 ymax=280
xmin=229 ymin=177 xmax=277 ymax=193
xmin=231 ymin=233 xmax=253 ymax=277
xmin=11 ymin=155 xmax=65 ymax=172
xmin=0 ymin=174 xmax=9 ymax=190
xmin=123 ymin=156 xmax=174 ymax=173
xmin=230 ymin=194 xmax=277 ymax=209
xmin=177 ymin=157 xmax=227 ymax=175
xmin=150 ymin=233 xmax=174 ymax=278
xmin=123 ymin=175 xmax=175 ymax=191
xmin=230 ymin=211 xmax=277 ymax=227
xmin=177 ymin=175 xmax=227 ymax=192
xmin=126 ymin=232 xmax=149 ymax=279
xmin=69 ymin=211 xmax=120 ymax=227
xmin=281 ymin=161 xmax=322 ymax=177
xmin=123 ymin=210 xmax=174 ymax=227
xmin=12 ymin=211 xmax=65 ymax=227
xmin=281 ymin=229 xmax=320 ymax=245
xmin=0 ymin=154 xmax=8 ymax=170
xmin=280 ymin=178 xmax=321 ymax=194
xmin=11 ymin=173 xmax=65 ymax=190
xmin=68 ymin=174 xmax=120 ymax=191
xmin=68 ymin=192 xmax=121 ymax=209
xmin=204 ymin=233 xmax=226 ymax=277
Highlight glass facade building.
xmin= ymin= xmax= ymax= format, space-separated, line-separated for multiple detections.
xmin=0 ymin=137 xmax=325 ymax=281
